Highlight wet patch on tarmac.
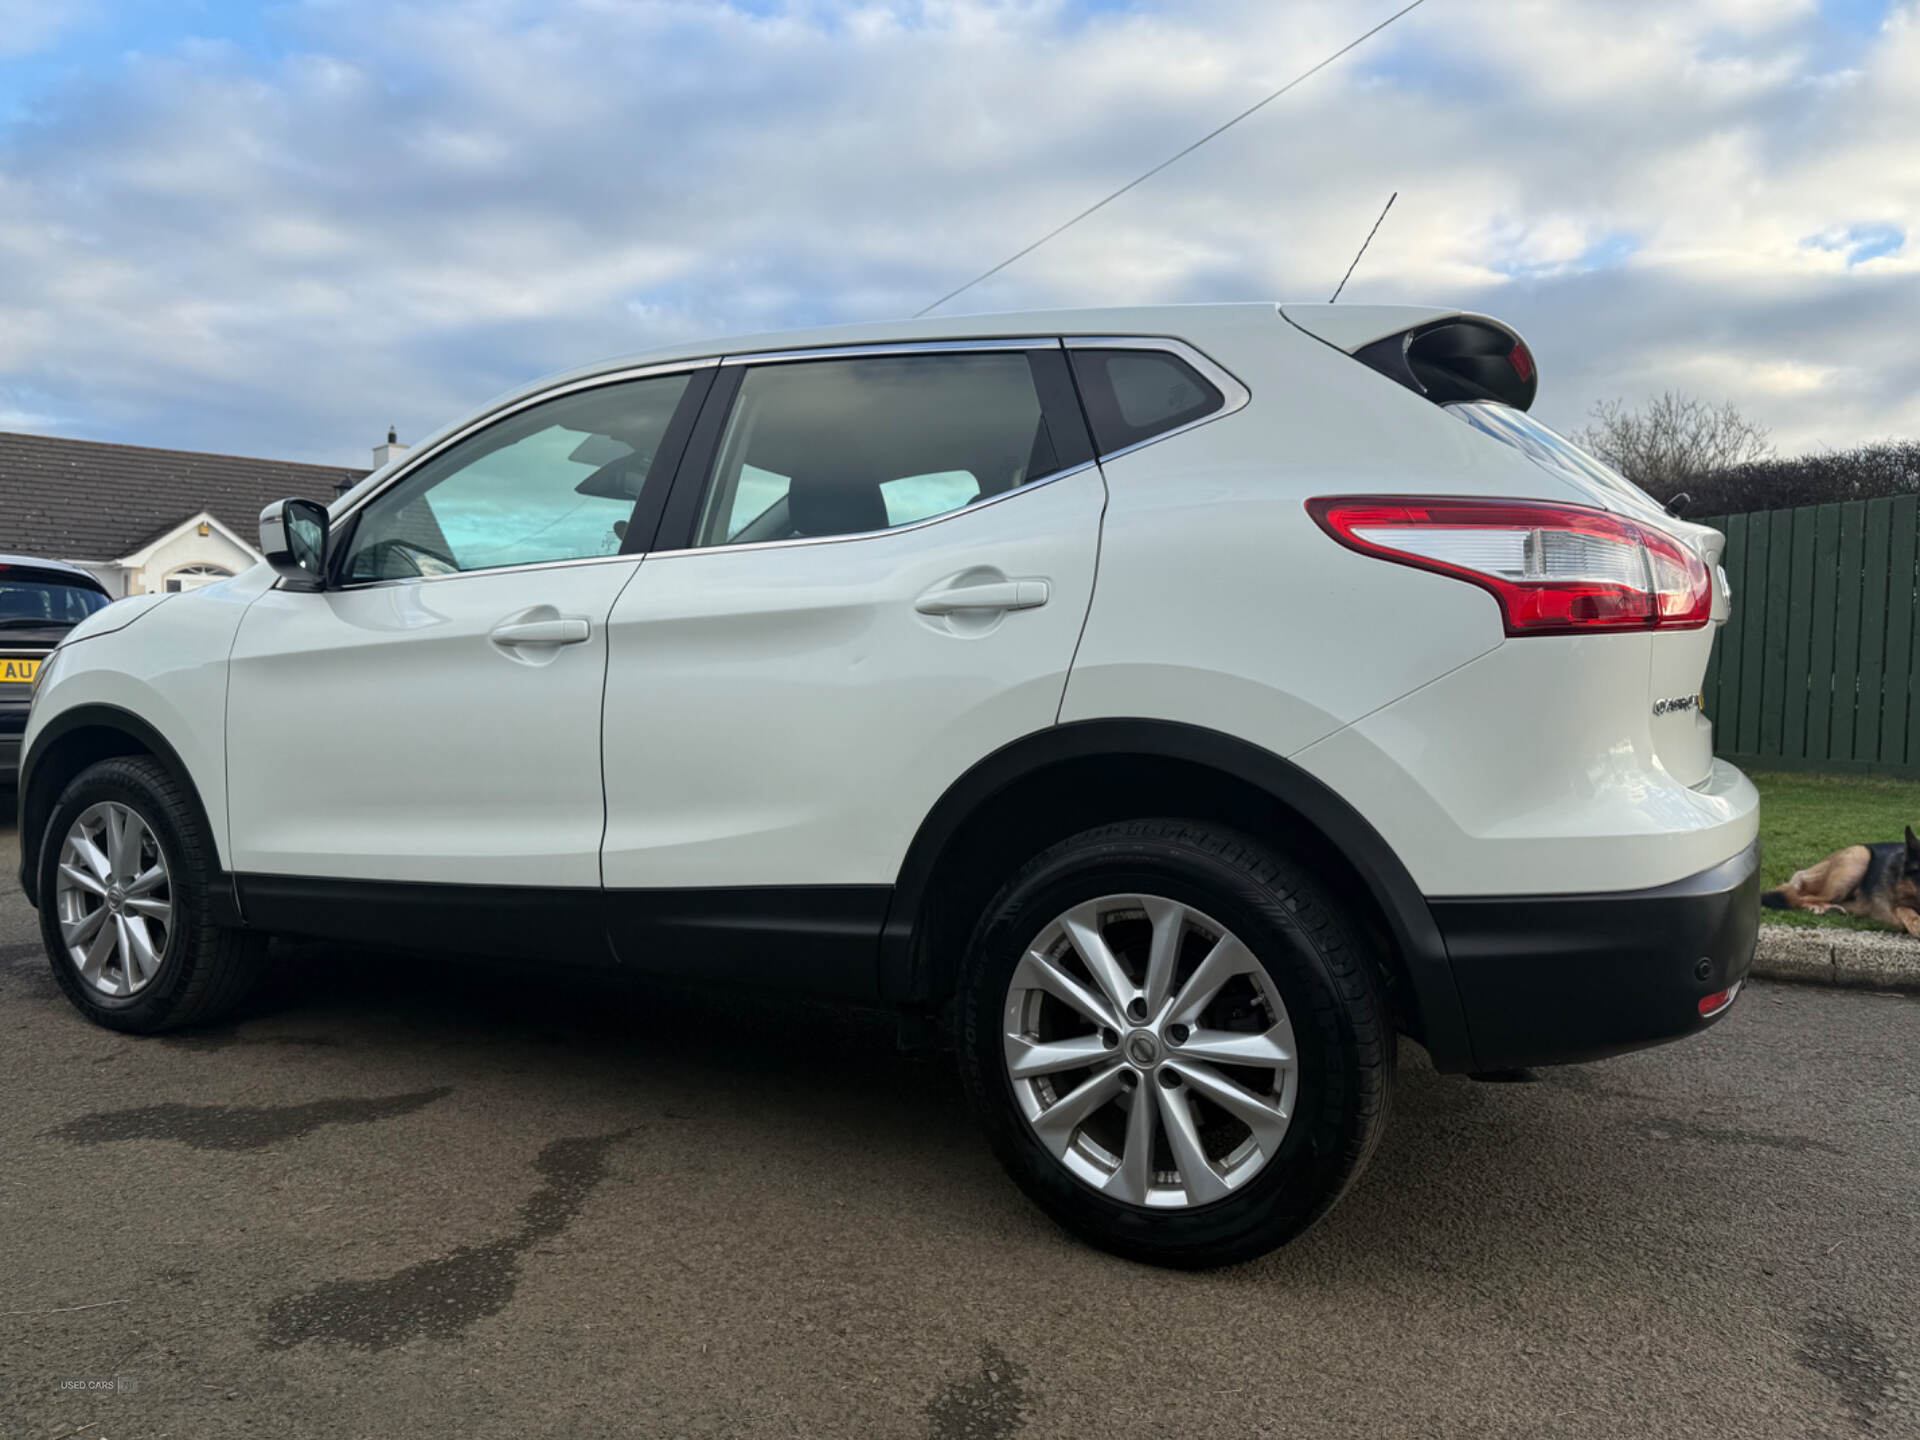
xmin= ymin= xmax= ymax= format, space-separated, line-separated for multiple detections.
xmin=1630 ymin=1116 xmax=1846 ymax=1157
xmin=260 ymin=1128 xmax=632 ymax=1351
xmin=44 ymin=1086 xmax=452 ymax=1151
xmin=926 ymin=1342 xmax=1029 ymax=1440
xmin=159 ymin=1024 xmax=347 ymax=1054
xmin=1797 ymin=1308 xmax=1903 ymax=1430
xmin=0 ymin=939 xmax=42 ymax=969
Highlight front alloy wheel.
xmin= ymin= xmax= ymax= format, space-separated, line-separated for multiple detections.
xmin=39 ymin=755 xmax=267 ymax=1033
xmin=55 ymin=800 xmax=175 ymax=997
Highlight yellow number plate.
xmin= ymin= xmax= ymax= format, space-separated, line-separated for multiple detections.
xmin=1 ymin=657 xmax=41 ymax=684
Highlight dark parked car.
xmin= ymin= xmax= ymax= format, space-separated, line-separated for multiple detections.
xmin=0 ymin=557 xmax=111 ymax=785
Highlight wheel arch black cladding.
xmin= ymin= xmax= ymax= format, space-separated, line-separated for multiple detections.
xmin=18 ymin=705 xmax=220 ymax=912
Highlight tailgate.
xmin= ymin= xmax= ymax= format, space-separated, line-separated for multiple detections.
xmin=1650 ymin=520 xmax=1728 ymax=788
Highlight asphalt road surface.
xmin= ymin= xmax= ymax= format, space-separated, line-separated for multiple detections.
xmin=3 ymin=811 xmax=1916 ymax=1440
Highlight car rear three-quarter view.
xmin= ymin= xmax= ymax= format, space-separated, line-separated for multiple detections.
xmin=16 ymin=302 xmax=1760 ymax=1268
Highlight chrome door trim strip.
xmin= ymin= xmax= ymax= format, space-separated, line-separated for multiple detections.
xmin=309 ymin=330 xmax=1248 ymax=590
xmin=644 ymin=460 xmax=1101 ymax=561
xmin=320 ymin=550 xmax=643 ymax=593
xmin=719 ymin=337 xmax=1049 ymax=365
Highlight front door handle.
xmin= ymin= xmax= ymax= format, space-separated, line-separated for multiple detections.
xmin=490 ymin=616 xmax=590 ymax=647
xmin=914 ymin=579 xmax=1050 ymax=616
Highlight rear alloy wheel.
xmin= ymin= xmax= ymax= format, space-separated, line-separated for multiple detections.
xmin=1004 ymin=895 xmax=1297 ymax=1208
xmin=959 ymin=819 xmax=1393 ymax=1268
xmin=39 ymin=755 xmax=267 ymax=1033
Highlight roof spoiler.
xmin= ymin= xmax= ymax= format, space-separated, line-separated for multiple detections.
xmin=1281 ymin=304 xmax=1538 ymax=411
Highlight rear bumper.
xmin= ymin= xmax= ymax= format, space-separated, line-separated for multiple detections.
xmin=1431 ymin=839 xmax=1760 ymax=1071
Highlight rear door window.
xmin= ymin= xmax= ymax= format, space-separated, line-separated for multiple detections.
xmin=692 ymin=351 xmax=1071 ymax=547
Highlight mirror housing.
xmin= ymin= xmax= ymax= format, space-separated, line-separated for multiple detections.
xmin=259 ymin=498 xmax=331 ymax=591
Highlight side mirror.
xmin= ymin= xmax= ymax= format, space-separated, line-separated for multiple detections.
xmin=259 ymin=498 xmax=331 ymax=591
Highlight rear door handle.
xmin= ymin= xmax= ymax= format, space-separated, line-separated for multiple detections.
xmin=490 ymin=617 xmax=590 ymax=647
xmin=914 ymin=580 xmax=1050 ymax=615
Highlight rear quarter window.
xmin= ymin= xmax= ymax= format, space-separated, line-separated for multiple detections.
xmin=1070 ymin=348 xmax=1224 ymax=456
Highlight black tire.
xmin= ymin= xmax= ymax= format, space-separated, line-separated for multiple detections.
xmin=38 ymin=755 xmax=266 ymax=1033
xmin=957 ymin=819 xmax=1394 ymax=1268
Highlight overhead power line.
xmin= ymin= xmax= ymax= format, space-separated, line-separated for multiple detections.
xmin=915 ymin=0 xmax=1432 ymax=318
xmin=1330 ymin=191 xmax=1397 ymax=303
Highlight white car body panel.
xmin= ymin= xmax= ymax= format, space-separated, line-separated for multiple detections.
xmin=601 ymin=463 xmax=1104 ymax=887
xmin=226 ymin=559 xmax=641 ymax=885
xmin=1278 ymin=303 xmax=1463 ymax=353
xmin=1060 ymin=308 xmax=1551 ymax=758
xmin=1058 ymin=305 xmax=1751 ymax=894
xmin=1290 ymin=636 xmax=1759 ymax=895
xmin=23 ymin=568 xmax=273 ymax=868
xmin=27 ymin=301 xmax=1756 ymax=921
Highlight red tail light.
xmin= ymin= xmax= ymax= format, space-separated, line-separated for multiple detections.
xmin=1307 ymin=496 xmax=1713 ymax=637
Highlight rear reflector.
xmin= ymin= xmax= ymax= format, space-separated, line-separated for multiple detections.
xmin=1698 ymin=980 xmax=1741 ymax=1017
xmin=1307 ymin=496 xmax=1713 ymax=637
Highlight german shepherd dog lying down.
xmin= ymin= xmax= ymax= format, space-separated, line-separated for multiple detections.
xmin=1761 ymin=827 xmax=1920 ymax=936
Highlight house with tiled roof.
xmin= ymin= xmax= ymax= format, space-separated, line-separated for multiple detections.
xmin=0 ymin=431 xmax=400 ymax=596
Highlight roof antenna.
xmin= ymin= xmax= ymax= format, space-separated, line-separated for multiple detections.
xmin=1330 ymin=191 xmax=1396 ymax=303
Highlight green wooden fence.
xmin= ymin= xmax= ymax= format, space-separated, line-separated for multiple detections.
xmin=1701 ymin=495 xmax=1920 ymax=779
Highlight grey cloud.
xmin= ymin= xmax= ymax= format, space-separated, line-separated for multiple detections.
xmin=0 ymin=0 xmax=1914 ymax=463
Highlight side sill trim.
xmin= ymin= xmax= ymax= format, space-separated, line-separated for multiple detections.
xmin=232 ymin=875 xmax=892 ymax=999
xmin=605 ymin=885 xmax=891 ymax=1000
xmin=236 ymin=874 xmax=615 ymax=964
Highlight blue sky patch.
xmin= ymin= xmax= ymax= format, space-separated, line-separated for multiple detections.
xmin=1494 ymin=230 xmax=1641 ymax=281
xmin=1806 ymin=223 xmax=1906 ymax=266
xmin=1819 ymin=0 xmax=1894 ymax=36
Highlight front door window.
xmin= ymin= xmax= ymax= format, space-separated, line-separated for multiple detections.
xmin=341 ymin=372 xmax=692 ymax=581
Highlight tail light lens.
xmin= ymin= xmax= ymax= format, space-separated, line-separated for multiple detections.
xmin=1307 ymin=496 xmax=1713 ymax=636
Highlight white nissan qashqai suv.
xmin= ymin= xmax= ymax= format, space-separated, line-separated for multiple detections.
xmin=20 ymin=303 xmax=1759 ymax=1267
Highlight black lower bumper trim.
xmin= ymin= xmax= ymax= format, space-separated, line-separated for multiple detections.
xmin=1431 ymin=840 xmax=1761 ymax=1071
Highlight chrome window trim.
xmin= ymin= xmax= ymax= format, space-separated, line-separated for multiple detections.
xmin=1063 ymin=335 xmax=1250 ymax=462
xmin=719 ymin=337 xmax=1048 ymax=365
xmin=647 ymin=459 xmax=1100 ymax=561
xmin=320 ymin=550 xmax=642 ymax=594
xmin=310 ymin=331 xmax=1247 ymax=588
xmin=306 ymin=358 xmax=716 ymax=593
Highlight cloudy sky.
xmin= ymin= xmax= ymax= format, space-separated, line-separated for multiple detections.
xmin=0 ymin=0 xmax=1914 ymax=466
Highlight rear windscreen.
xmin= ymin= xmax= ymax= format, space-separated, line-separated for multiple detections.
xmin=1445 ymin=402 xmax=1667 ymax=520
xmin=0 ymin=574 xmax=111 ymax=627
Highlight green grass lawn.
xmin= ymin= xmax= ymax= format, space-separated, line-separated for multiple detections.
xmin=1750 ymin=769 xmax=1920 ymax=931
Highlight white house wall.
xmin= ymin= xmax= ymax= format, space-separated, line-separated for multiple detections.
xmin=104 ymin=526 xmax=259 ymax=596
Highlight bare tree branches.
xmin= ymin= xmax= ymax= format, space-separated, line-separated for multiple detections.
xmin=1570 ymin=390 xmax=1920 ymax=514
xmin=1575 ymin=391 xmax=1773 ymax=502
